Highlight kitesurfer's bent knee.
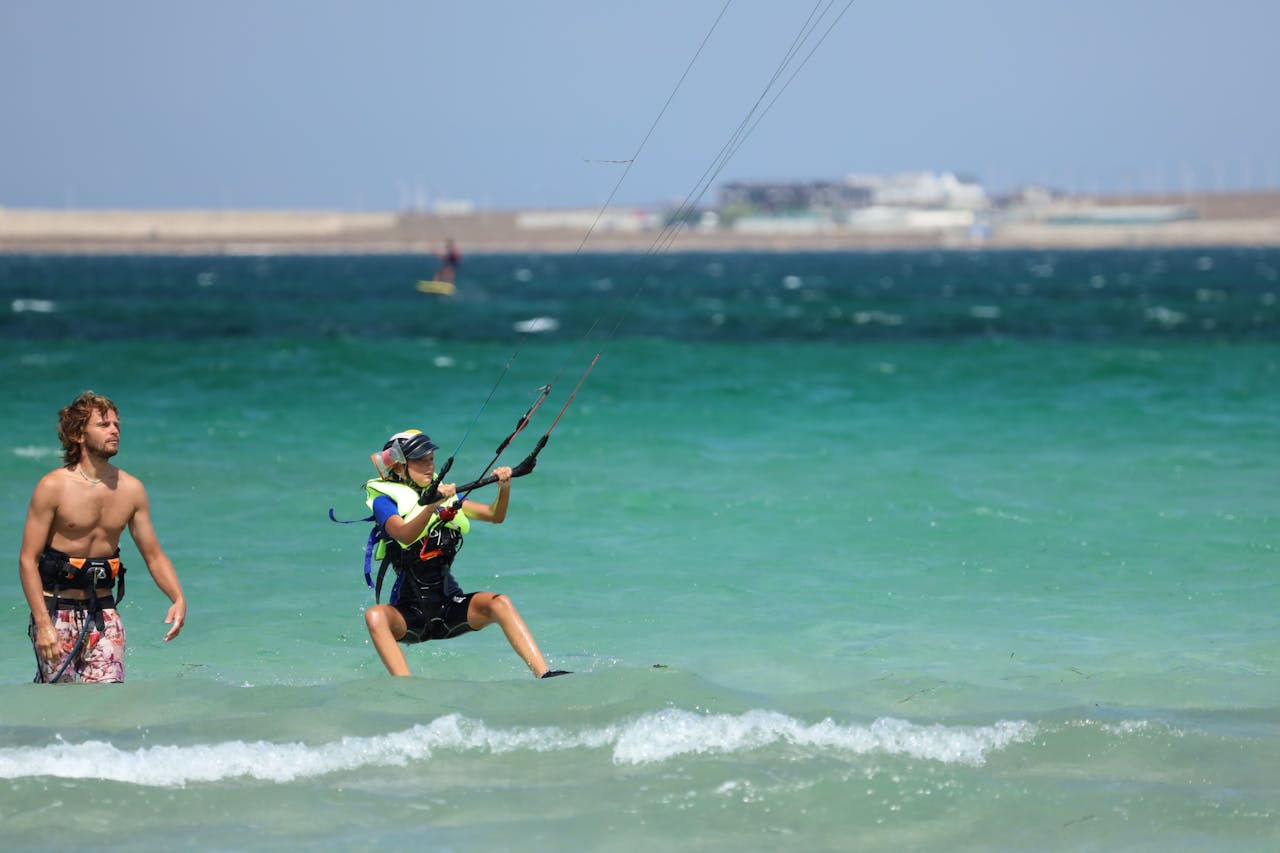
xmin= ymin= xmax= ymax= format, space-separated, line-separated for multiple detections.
xmin=365 ymin=604 xmax=412 ymax=677
xmin=467 ymin=592 xmax=552 ymax=677
xmin=467 ymin=591 xmax=516 ymax=627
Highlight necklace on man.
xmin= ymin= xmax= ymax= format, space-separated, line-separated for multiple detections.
xmin=75 ymin=466 xmax=102 ymax=485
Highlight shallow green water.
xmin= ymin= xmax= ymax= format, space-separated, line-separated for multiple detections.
xmin=1 ymin=250 xmax=1276 ymax=851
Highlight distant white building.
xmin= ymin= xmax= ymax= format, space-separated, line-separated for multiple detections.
xmin=716 ymin=171 xmax=990 ymax=234
xmin=845 ymin=171 xmax=989 ymax=210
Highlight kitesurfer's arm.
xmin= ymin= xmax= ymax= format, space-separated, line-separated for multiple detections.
xmin=461 ymin=466 xmax=512 ymax=524
xmin=383 ymin=482 xmax=457 ymax=542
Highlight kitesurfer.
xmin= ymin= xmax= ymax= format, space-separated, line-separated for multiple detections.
xmin=434 ymin=238 xmax=461 ymax=285
xmin=361 ymin=429 xmax=568 ymax=678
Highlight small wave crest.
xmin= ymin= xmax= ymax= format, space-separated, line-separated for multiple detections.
xmin=613 ymin=708 xmax=1034 ymax=766
xmin=0 ymin=709 xmax=1035 ymax=787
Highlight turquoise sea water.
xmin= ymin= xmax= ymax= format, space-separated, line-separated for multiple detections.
xmin=1 ymin=249 xmax=1277 ymax=851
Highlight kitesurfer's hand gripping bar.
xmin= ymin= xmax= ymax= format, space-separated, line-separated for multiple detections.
xmin=445 ymin=354 xmax=596 ymax=502
xmin=451 ymin=385 xmax=551 ymax=503
xmin=462 ymin=384 xmax=550 ymax=490
xmin=453 ymin=436 xmax=545 ymax=493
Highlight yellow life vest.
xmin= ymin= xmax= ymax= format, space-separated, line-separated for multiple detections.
xmin=363 ymin=479 xmax=472 ymax=603
xmin=364 ymin=479 xmax=470 ymax=549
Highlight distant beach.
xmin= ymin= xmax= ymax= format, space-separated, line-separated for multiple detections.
xmin=3 ymin=191 xmax=1280 ymax=255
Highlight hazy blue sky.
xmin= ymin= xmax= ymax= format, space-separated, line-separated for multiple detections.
xmin=3 ymin=1 xmax=1277 ymax=211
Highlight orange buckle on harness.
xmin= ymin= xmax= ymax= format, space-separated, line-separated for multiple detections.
xmin=66 ymin=557 xmax=121 ymax=580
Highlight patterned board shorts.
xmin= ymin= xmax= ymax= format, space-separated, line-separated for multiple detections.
xmin=31 ymin=607 xmax=126 ymax=683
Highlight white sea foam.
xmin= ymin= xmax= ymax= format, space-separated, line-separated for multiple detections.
xmin=611 ymin=709 xmax=1034 ymax=766
xmin=513 ymin=316 xmax=559 ymax=333
xmin=0 ymin=710 xmax=1035 ymax=788
xmin=12 ymin=445 xmax=60 ymax=460
xmin=11 ymin=298 xmax=56 ymax=313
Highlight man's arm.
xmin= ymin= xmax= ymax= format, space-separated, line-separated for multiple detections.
xmin=20 ymin=474 xmax=61 ymax=663
xmin=126 ymin=480 xmax=186 ymax=642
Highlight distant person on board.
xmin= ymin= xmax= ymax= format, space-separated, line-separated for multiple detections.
xmin=19 ymin=391 xmax=186 ymax=683
xmin=434 ymin=238 xmax=461 ymax=284
xmin=359 ymin=429 xmax=568 ymax=679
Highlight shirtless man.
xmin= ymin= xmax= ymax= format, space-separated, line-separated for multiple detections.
xmin=19 ymin=391 xmax=186 ymax=683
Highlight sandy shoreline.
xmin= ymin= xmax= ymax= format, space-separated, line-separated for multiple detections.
xmin=3 ymin=192 xmax=1280 ymax=255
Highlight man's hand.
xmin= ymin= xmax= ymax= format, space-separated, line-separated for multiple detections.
xmin=163 ymin=599 xmax=186 ymax=642
xmin=35 ymin=622 xmax=61 ymax=663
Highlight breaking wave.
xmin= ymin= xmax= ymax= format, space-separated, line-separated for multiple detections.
xmin=0 ymin=708 xmax=1036 ymax=787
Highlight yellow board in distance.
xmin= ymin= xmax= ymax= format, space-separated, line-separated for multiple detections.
xmin=416 ymin=280 xmax=457 ymax=296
